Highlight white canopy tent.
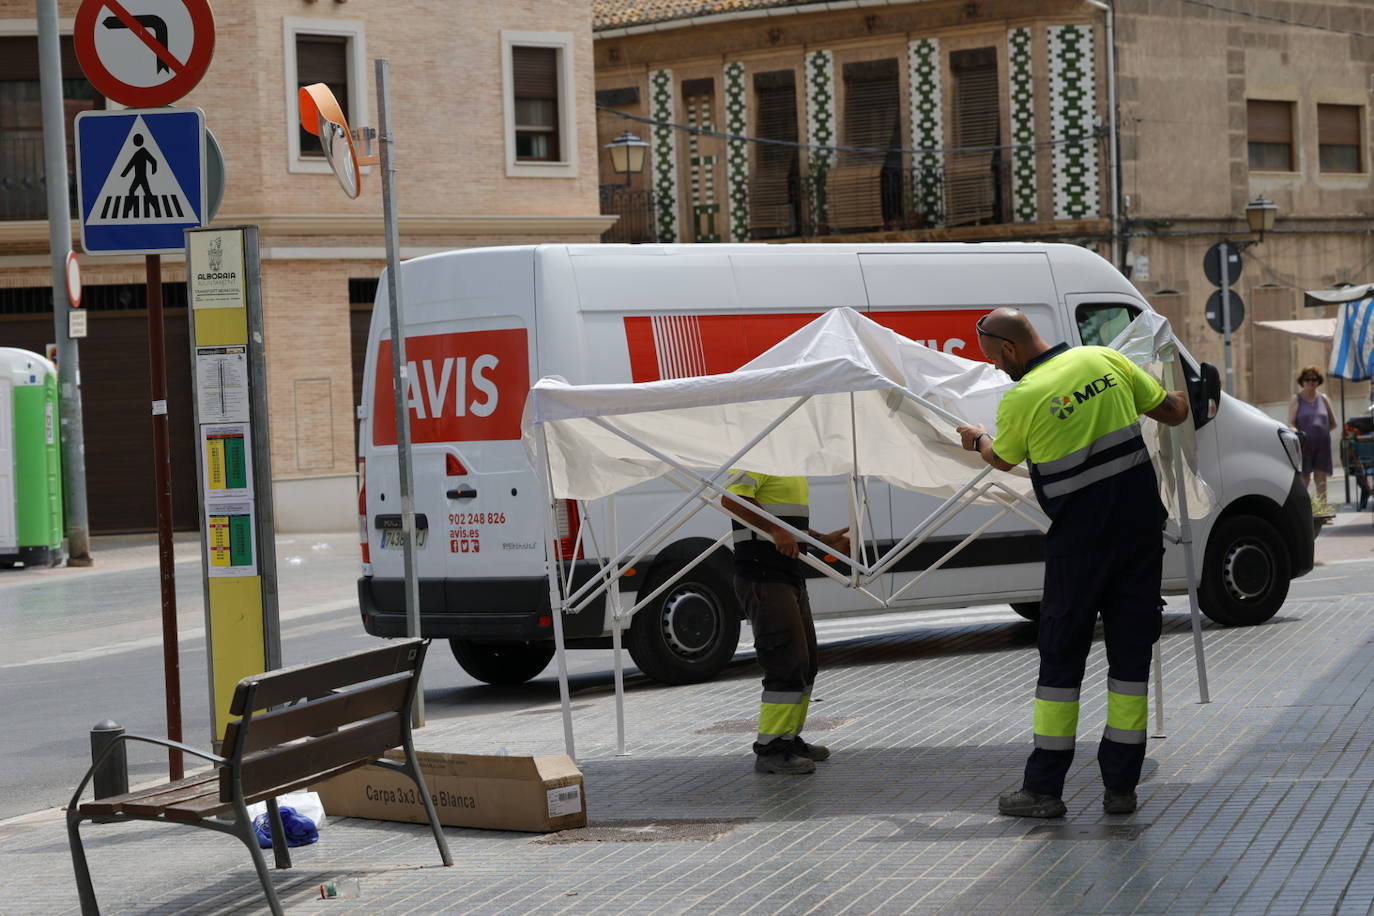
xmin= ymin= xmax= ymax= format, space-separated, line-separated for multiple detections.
xmin=521 ymin=308 xmax=1213 ymax=760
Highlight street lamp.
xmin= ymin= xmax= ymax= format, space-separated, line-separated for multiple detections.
xmin=1245 ymin=195 xmax=1278 ymax=240
xmin=605 ymin=131 xmax=649 ymax=186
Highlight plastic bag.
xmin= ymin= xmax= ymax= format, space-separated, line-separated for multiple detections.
xmin=253 ymin=805 xmax=319 ymax=849
xmin=246 ymin=790 xmax=326 ymax=829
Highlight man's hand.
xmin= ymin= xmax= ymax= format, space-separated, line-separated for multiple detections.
xmin=771 ymin=525 xmax=799 ymax=558
xmin=1145 ymin=390 xmax=1190 ymax=427
xmin=956 ymin=423 xmax=989 ymax=451
xmin=816 ymin=527 xmax=850 ymax=557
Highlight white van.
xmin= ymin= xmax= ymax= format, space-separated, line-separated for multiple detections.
xmin=356 ymin=243 xmax=1313 ymax=686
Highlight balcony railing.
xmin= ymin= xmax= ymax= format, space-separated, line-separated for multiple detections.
xmin=599 ymin=186 xmax=657 ymax=243
xmin=599 ymin=154 xmax=1092 ymax=243
xmin=1 ymin=135 xmax=78 ymax=220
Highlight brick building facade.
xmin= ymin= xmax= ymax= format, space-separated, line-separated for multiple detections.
xmin=0 ymin=0 xmax=610 ymax=531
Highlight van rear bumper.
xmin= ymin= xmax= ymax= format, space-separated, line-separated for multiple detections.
xmin=358 ymin=575 xmax=607 ymax=641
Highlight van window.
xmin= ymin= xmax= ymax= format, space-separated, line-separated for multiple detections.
xmin=1075 ymin=302 xmax=1138 ymax=347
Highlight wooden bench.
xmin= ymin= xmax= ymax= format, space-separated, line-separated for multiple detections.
xmin=66 ymin=638 xmax=451 ymax=915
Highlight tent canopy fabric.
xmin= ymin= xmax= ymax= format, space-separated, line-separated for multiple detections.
xmin=523 ymin=307 xmax=1209 ymax=519
xmin=1255 ymin=318 xmax=1336 ymax=343
xmin=1305 ymin=283 xmax=1374 ymax=308
xmin=1328 ymin=298 xmax=1374 ymax=381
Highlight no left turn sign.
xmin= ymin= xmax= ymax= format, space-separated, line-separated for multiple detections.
xmin=74 ymin=0 xmax=215 ymax=108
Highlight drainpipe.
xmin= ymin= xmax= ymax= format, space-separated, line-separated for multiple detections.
xmin=1083 ymin=0 xmax=1121 ymax=272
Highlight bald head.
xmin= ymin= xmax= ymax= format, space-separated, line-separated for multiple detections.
xmin=976 ymin=308 xmax=1051 ymax=380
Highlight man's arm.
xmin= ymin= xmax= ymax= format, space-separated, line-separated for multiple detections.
xmin=719 ymin=493 xmax=849 ymax=558
xmin=1144 ymin=390 xmax=1190 ymax=427
xmin=955 ymin=424 xmax=1016 ymax=471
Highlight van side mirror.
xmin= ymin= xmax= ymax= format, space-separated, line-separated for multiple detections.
xmin=1196 ymin=362 xmax=1221 ymax=427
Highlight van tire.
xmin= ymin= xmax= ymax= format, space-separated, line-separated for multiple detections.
xmin=449 ymin=639 xmax=555 ymax=685
xmin=626 ymin=561 xmax=741 ymax=686
xmin=1199 ymin=514 xmax=1290 ymax=627
xmin=1010 ymin=601 xmax=1041 ymax=622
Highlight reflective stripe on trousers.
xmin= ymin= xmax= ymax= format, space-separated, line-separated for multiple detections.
xmin=1104 ymin=677 xmax=1148 ymax=744
xmin=1033 ymin=684 xmax=1080 ymax=751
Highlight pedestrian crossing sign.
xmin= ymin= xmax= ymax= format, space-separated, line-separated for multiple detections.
xmin=75 ymin=107 xmax=206 ymax=255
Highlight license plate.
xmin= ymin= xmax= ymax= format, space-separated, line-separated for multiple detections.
xmin=380 ymin=528 xmax=427 ymax=549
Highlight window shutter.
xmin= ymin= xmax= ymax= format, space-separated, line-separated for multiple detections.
xmin=751 ymin=70 xmax=800 ymax=238
xmin=513 ymin=46 xmax=557 ymax=99
xmin=0 ymin=36 xmax=83 ymax=81
xmin=1318 ymin=104 xmax=1360 ymax=147
xmin=947 ymin=47 xmax=1001 ymax=226
xmin=1247 ymin=100 xmax=1292 ymax=145
xmin=296 ymin=36 xmax=349 ymax=86
xmin=841 ymin=59 xmax=899 ymax=166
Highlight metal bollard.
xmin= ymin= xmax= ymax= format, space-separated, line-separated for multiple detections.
xmin=89 ymin=720 xmax=128 ymax=800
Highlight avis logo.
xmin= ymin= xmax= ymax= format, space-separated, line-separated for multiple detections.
xmin=1048 ymin=396 xmax=1075 ymax=420
xmin=405 ymin=356 xmax=500 ymax=419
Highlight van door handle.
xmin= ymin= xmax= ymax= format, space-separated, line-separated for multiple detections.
xmin=447 ymin=487 xmax=477 ymax=500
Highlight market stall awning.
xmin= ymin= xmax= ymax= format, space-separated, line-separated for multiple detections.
xmin=1255 ymin=318 xmax=1336 ymax=342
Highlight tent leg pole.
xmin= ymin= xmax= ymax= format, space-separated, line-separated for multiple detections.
xmin=1151 ymin=639 xmax=1166 ymax=738
xmin=1166 ymin=355 xmax=1211 ymax=704
xmin=607 ymin=495 xmax=628 ymax=757
xmin=538 ymin=427 xmax=577 ymax=761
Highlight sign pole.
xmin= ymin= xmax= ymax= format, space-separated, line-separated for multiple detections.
xmin=146 ymin=253 xmax=183 ymax=779
xmin=376 ymin=58 xmax=424 ymax=726
xmin=37 ymin=0 xmax=92 ymax=567
xmin=1220 ymin=242 xmax=1234 ymax=396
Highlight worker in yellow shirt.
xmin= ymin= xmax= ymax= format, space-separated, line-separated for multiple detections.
xmin=958 ymin=308 xmax=1189 ymax=817
xmin=722 ymin=473 xmax=849 ymax=775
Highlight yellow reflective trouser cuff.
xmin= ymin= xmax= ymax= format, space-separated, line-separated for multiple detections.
xmin=759 ymin=690 xmax=806 ymax=743
xmin=1105 ymin=681 xmax=1148 ymax=744
xmin=798 ymin=691 xmax=811 ymax=733
xmin=1033 ymin=686 xmax=1080 ymax=751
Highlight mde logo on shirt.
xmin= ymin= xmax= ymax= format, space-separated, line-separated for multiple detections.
xmin=372 ymin=329 xmax=529 ymax=445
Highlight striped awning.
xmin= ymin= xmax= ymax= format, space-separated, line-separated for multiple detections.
xmin=1328 ymin=297 xmax=1374 ymax=381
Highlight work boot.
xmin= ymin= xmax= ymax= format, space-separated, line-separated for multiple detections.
xmin=793 ymin=735 xmax=830 ymax=762
xmin=1103 ymin=790 xmax=1138 ymax=814
xmin=753 ymin=741 xmax=816 ymax=775
xmin=997 ymin=789 xmax=1067 ymax=818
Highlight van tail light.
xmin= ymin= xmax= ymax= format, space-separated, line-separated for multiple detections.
xmin=357 ymin=457 xmax=371 ymax=566
xmin=445 ymin=453 xmax=468 ymax=476
xmin=554 ymin=499 xmax=582 ymax=560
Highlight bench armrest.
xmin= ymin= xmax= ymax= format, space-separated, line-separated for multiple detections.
xmin=67 ymin=733 xmax=226 ymax=814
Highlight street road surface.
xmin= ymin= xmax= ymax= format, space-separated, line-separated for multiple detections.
xmin=0 ymin=528 xmax=1362 ymax=822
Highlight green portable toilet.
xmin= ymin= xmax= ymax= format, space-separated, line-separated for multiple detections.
xmin=0 ymin=348 xmax=64 ymax=568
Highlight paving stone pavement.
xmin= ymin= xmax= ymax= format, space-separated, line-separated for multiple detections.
xmin=6 ymin=513 xmax=1374 ymax=914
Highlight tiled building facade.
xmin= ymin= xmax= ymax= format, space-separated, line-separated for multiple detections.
xmin=593 ymin=0 xmax=1374 ymax=408
xmin=0 ymin=0 xmax=610 ymax=531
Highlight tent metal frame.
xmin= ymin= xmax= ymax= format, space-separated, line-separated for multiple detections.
xmin=531 ymin=349 xmax=1211 ymax=762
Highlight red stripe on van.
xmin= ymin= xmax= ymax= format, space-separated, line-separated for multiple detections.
xmin=623 ymin=310 xmax=989 ymax=382
xmin=373 ymin=329 xmax=530 ymax=445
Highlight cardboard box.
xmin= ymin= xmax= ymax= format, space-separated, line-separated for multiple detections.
xmin=313 ymin=750 xmax=586 ymax=833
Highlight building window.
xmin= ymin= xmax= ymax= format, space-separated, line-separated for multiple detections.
xmin=1247 ymin=99 xmax=1294 ymax=171
xmin=750 ymin=69 xmax=800 ymax=239
xmin=0 ymin=35 xmax=99 ymax=220
xmin=295 ymin=35 xmax=349 ymax=159
xmin=513 ymin=47 xmax=559 ymax=161
xmin=947 ymin=47 xmax=1003 ymax=226
xmin=283 ymin=18 xmax=367 ymax=174
xmin=1318 ymin=104 xmax=1362 ymax=173
xmin=502 ymin=31 xmax=576 ymax=177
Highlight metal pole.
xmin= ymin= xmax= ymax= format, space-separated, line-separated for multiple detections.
xmin=146 ymin=254 xmax=183 ymax=778
xmin=1166 ymin=353 xmax=1210 ymax=704
xmin=1084 ymin=0 xmax=1120 ymax=271
xmin=1220 ymin=242 xmax=1235 ymax=395
xmin=608 ymin=495 xmax=627 ymax=756
xmin=242 ymin=227 xmax=281 ymax=672
xmin=36 ymin=0 xmax=92 ymax=566
xmin=376 ymin=59 xmax=423 ymax=727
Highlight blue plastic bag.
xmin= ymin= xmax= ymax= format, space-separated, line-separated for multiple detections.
xmin=253 ymin=805 xmax=320 ymax=849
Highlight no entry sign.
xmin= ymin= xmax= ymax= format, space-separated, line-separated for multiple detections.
xmin=74 ymin=0 xmax=215 ymax=108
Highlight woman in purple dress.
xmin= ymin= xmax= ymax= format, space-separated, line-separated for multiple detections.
xmin=1287 ymin=365 xmax=1337 ymax=501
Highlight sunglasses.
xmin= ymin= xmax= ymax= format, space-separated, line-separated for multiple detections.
xmin=976 ymin=315 xmax=1013 ymax=343
xmin=1301 ymin=377 xmax=1320 ymax=383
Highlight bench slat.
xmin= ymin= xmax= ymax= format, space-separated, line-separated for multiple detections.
xmin=125 ymin=785 xmax=223 ymax=818
xmin=227 ymin=713 xmax=405 ymax=800
xmin=230 ymin=640 xmax=424 ymax=716
xmin=165 ymin=758 xmax=378 ymax=823
xmin=222 ymin=673 xmax=413 ymax=755
xmin=79 ymin=773 xmax=218 ymax=816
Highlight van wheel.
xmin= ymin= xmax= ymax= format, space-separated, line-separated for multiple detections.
xmin=1199 ymin=514 xmax=1290 ymax=627
xmin=1010 ymin=601 xmax=1041 ymax=622
xmin=449 ymin=639 xmax=555 ymax=685
xmin=627 ymin=562 xmax=741 ymax=685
